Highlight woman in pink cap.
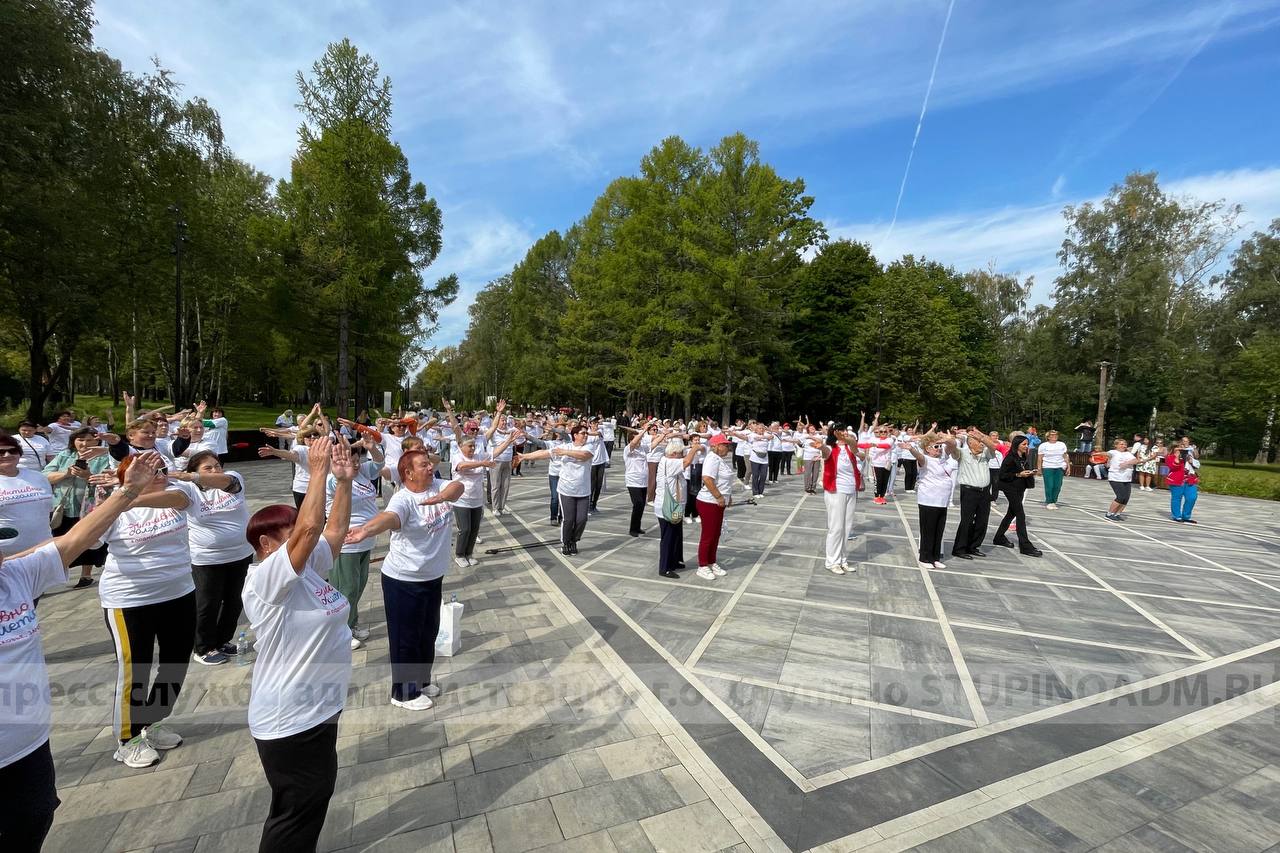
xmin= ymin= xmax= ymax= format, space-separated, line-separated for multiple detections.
xmin=694 ymin=435 xmax=736 ymax=580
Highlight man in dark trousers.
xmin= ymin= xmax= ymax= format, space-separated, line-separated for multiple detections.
xmin=951 ymin=427 xmax=1000 ymax=560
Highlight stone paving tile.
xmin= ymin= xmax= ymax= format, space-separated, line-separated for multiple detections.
xmin=38 ymin=462 xmax=1280 ymax=853
xmin=548 ymin=768 xmax=687 ymax=838
xmin=639 ymin=800 xmax=741 ymax=852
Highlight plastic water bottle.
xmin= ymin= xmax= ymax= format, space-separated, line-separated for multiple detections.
xmin=236 ymin=630 xmax=252 ymax=666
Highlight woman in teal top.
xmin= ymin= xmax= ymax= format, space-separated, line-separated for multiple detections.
xmin=43 ymin=427 xmax=115 ymax=589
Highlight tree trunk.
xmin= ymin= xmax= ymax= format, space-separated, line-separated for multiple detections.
xmin=131 ymin=306 xmax=140 ymax=400
xmin=1256 ymin=398 xmax=1276 ymax=465
xmin=721 ymin=363 xmax=733 ymax=427
xmin=337 ymin=309 xmax=350 ymax=418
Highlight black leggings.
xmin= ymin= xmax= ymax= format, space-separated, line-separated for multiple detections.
xmin=0 ymin=739 xmax=58 ymax=851
xmin=900 ymin=458 xmax=918 ymax=491
xmin=685 ymin=464 xmax=702 ymax=519
xmin=767 ymin=450 xmax=785 ymax=482
xmin=628 ymin=486 xmax=648 ymax=535
xmin=255 ymin=713 xmax=340 ymax=853
xmin=560 ymin=494 xmax=590 ymax=545
xmin=590 ymin=464 xmax=606 ymax=509
xmin=996 ymin=487 xmax=1031 ymax=546
xmin=781 ymin=450 xmax=793 ymax=475
xmin=735 ymin=455 xmax=747 ymax=480
xmin=873 ymin=466 xmax=891 ymax=498
xmin=988 ymin=469 xmax=1000 ymax=502
xmin=192 ymin=557 xmax=250 ymax=655
xmin=453 ymin=505 xmax=483 ymax=557
xmin=103 ymin=591 xmax=196 ymax=742
xmin=658 ymin=518 xmax=683 ymax=574
xmin=918 ymin=505 xmax=948 ymax=563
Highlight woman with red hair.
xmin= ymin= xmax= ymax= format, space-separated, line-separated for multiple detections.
xmin=242 ymin=431 xmax=356 ymax=853
xmin=345 ymin=449 xmax=464 ymax=711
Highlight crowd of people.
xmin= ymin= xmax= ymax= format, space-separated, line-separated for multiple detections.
xmin=0 ymin=399 xmax=1209 ymax=851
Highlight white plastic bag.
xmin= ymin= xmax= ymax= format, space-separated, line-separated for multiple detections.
xmin=435 ymin=600 xmax=465 ymax=656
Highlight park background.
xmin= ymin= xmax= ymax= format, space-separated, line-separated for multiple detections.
xmin=2 ymin=0 xmax=1278 ymax=498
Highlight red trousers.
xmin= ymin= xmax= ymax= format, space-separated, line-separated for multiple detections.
xmin=697 ymin=500 xmax=726 ymax=566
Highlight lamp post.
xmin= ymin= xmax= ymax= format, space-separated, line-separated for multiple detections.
xmin=1093 ymin=361 xmax=1111 ymax=452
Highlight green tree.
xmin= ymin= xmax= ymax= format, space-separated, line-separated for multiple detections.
xmin=784 ymin=240 xmax=880 ymax=420
xmin=281 ymin=39 xmax=455 ymax=417
xmin=1053 ymin=171 xmax=1240 ymax=446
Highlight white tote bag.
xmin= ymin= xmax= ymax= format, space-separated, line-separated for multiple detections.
xmin=435 ymin=599 xmax=465 ymax=656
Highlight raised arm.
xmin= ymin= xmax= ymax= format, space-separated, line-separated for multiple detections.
xmin=258 ymin=445 xmax=301 ymax=464
xmin=286 ymin=434 xmax=332 ymax=573
xmin=323 ymin=437 xmax=355 ymax=557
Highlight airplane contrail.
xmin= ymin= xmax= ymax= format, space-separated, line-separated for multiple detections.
xmin=885 ymin=0 xmax=957 ymax=240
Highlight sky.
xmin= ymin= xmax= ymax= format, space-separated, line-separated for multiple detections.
xmin=93 ymin=0 xmax=1280 ymax=351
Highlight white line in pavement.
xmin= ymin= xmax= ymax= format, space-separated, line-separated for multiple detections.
xmin=891 ymin=500 xmax=990 ymax=727
xmin=683 ymin=490 xmax=810 ymax=671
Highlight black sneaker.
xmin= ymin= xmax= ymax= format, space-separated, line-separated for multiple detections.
xmin=1020 ymin=546 xmax=1044 ymax=557
xmin=219 ymin=643 xmax=239 ymax=656
xmin=993 ymin=536 xmax=1015 ymax=548
xmin=951 ymin=551 xmax=973 ymax=560
xmin=660 ymin=570 xmax=681 ymax=579
xmin=970 ymin=549 xmax=986 ymax=558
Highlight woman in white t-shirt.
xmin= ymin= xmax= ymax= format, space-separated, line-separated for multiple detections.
xmin=623 ymin=421 xmax=657 ymax=536
xmin=164 ymin=450 xmax=254 ymax=666
xmin=324 ymin=436 xmax=384 ymax=650
xmin=258 ymin=425 xmax=322 ymax=507
xmin=653 ymin=440 xmax=695 ymax=578
xmin=0 ymin=452 xmax=157 ymax=850
xmin=15 ymin=422 xmax=51 ymax=472
xmin=93 ymin=452 xmax=205 ymax=770
xmin=695 ymin=436 xmax=736 ymax=579
xmin=518 ymin=425 xmax=595 ymax=555
xmin=747 ymin=424 xmax=771 ymax=501
xmin=242 ymin=432 xmax=355 ymax=853
xmin=452 ymin=430 xmax=519 ymax=568
xmin=1034 ymin=430 xmax=1070 ymax=508
xmin=1104 ymin=439 xmax=1157 ymax=521
xmin=345 ymin=449 xmax=464 ymax=711
xmin=0 ymin=433 xmax=54 ymax=558
xmin=906 ymin=429 xmax=959 ymax=569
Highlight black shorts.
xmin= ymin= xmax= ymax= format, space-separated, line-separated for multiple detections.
xmin=1110 ymin=480 xmax=1132 ymax=505
xmin=51 ymin=515 xmax=108 ymax=566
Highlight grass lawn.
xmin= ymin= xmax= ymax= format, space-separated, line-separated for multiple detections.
xmin=1199 ymin=459 xmax=1280 ymax=501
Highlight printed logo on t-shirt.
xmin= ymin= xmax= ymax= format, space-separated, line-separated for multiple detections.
xmin=0 ymin=601 xmax=39 ymax=648
xmin=199 ymin=489 xmax=244 ymax=515
xmin=0 ymin=483 xmax=49 ymax=508
xmin=312 ymin=579 xmax=349 ymax=617
xmin=417 ymin=501 xmax=452 ymax=534
xmin=120 ymin=508 xmax=187 ymax=546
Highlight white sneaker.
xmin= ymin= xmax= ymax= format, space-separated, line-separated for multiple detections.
xmin=694 ymin=516 xmax=702 ymax=524
xmin=827 ymin=564 xmax=846 ymax=575
xmin=918 ymin=561 xmax=935 ymax=569
xmin=475 ymin=536 xmax=484 ymax=544
xmin=352 ymin=626 xmax=371 ymax=641
xmin=841 ymin=562 xmax=857 ymax=574
xmin=710 ymin=563 xmax=726 ymax=577
xmin=391 ymin=694 xmax=435 ymax=711
xmin=351 ymin=636 xmax=364 ymax=650
xmin=932 ymin=561 xmax=947 ymax=569
xmin=455 ymin=556 xmax=469 ymax=568
xmin=467 ymin=557 xmax=479 ymax=567
xmin=141 ymin=724 xmax=182 ymax=751
xmin=424 ymin=683 xmax=442 ymax=698
xmin=114 ymin=735 xmax=160 ymax=768
xmin=696 ymin=566 xmax=716 ymax=580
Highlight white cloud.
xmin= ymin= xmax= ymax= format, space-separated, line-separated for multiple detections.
xmin=426 ymin=206 xmax=537 ymax=347
xmin=828 ymin=166 xmax=1280 ymax=305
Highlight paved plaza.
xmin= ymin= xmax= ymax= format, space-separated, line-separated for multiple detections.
xmin=36 ymin=458 xmax=1280 ymax=852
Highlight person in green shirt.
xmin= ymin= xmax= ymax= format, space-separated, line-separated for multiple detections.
xmin=43 ymin=427 xmax=115 ymax=588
